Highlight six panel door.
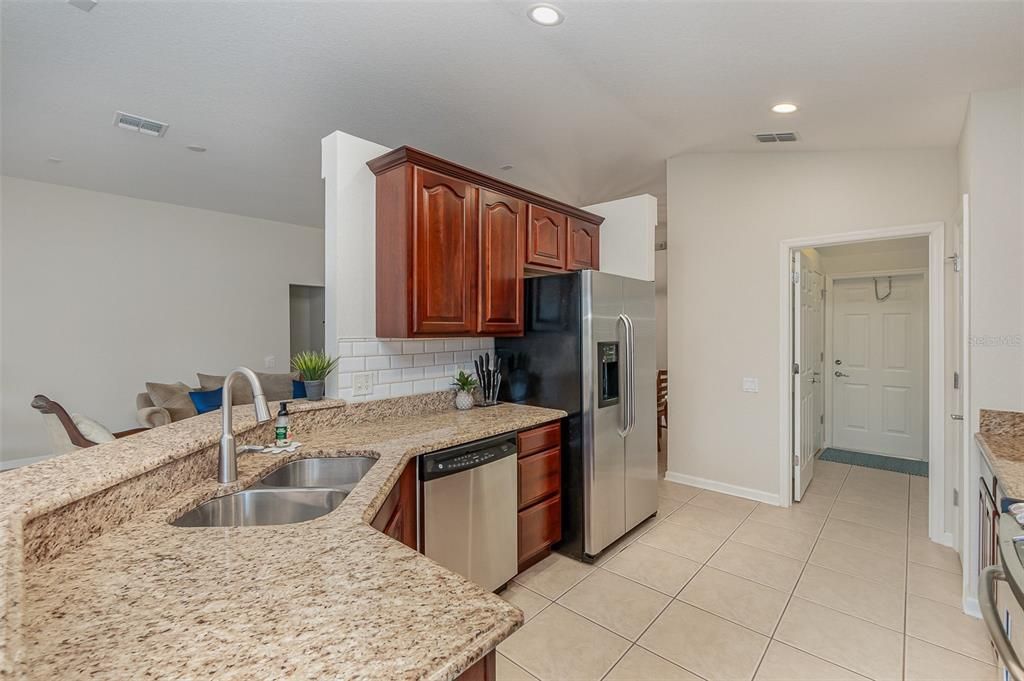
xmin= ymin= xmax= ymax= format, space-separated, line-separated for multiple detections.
xmin=526 ymin=205 xmax=567 ymax=270
xmin=567 ymin=218 xmax=600 ymax=270
xmin=478 ymin=190 xmax=525 ymax=334
xmin=413 ymin=167 xmax=478 ymax=335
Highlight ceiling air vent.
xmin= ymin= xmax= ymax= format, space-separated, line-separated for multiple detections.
xmin=755 ymin=131 xmax=799 ymax=143
xmin=113 ymin=111 xmax=169 ymax=137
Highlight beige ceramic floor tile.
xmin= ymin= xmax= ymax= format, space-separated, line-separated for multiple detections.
xmin=500 ymin=582 xmax=551 ymax=623
xmin=809 ymin=538 xmax=907 ymax=590
xmin=689 ymin=489 xmax=759 ymax=516
xmin=794 ymin=564 xmax=905 ymax=631
xmin=909 ymin=513 xmax=930 ymax=538
xmin=749 ymin=503 xmax=828 ymax=536
xmin=594 ymin=516 xmax=660 ymax=567
xmin=910 ymin=499 xmax=929 ymax=519
xmin=678 ymin=566 xmax=790 ymax=635
xmin=658 ymin=495 xmax=686 ymax=517
xmin=604 ymin=646 xmax=702 ymax=681
xmin=909 ymin=476 xmax=929 ymax=501
xmin=638 ymin=521 xmax=726 ymax=562
xmin=908 ymin=537 xmax=963 ymax=574
xmin=498 ymin=604 xmax=630 ymax=681
xmin=806 ymin=476 xmax=843 ymax=498
xmin=754 ymin=641 xmax=868 ymax=681
xmin=904 ymin=635 xmax=997 ymax=681
xmin=907 ymin=562 xmax=963 ymax=608
xmin=732 ymin=519 xmax=817 ymax=560
xmin=659 ymin=480 xmax=701 ymax=502
xmin=790 ymin=491 xmax=836 ymax=516
xmin=829 ymin=500 xmax=909 ymax=534
xmin=905 ymin=594 xmax=994 ymax=664
xmin=845 ymin=467 xmax=908 ymax=485
xmin=814 ymin=460 xmax=852 ymax=481
xmin=775 ymin=597 xmax=904 ymax=681
xmin=707 ymin=540 xmax=806 ymax=592
xmin=513 ymin=552 xmax=595 ymax=599
xmin=558 ymin=569 xmax=671 ymax=641
xmin=820 ymin=517 xmax=908 ymax=557
xmin=664 ymin=503 xmax=746 ymax=536
xmin=602 ymin=542 xmax=701 ymax=596
xmin=639 ymin=601 xmax=769 ymax=681
xmin=497 ymin=653 xmax=540 ymax=681
xmin=836 ymin=486 xmax=909 ymax=512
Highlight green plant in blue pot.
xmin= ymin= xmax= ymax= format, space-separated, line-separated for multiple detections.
xmin=291 ymin=350 xmax=339 ymax=401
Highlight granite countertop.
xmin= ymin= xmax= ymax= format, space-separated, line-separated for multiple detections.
xmin=6 ymin=401 xmax=566 ymax=680
xmin=976 ymin=409 xmax=1024 ymax=500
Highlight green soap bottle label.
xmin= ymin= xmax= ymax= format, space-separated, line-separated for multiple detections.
xmin=275 ymin=425 xmax=288 ymax=441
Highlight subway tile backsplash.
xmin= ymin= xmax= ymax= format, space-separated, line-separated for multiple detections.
xmin=336 ymin=337 xmax=495 ymax=401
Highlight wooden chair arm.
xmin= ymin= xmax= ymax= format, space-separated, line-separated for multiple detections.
xmin=113 ymin=427 xmax=148 ymax=439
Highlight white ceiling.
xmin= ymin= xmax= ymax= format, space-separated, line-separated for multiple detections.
xmin=3 ymin=1 xmax=1021 ymax=228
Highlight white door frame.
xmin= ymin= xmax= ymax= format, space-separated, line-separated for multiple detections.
xmin=823 ymin=267 xmax=928 ymax=452
xmin=778 ymin=222 xmax=948 ymax=545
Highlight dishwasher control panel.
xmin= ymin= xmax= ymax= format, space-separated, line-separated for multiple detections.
xmin=419 ymin=435 xmax=517 ymax=481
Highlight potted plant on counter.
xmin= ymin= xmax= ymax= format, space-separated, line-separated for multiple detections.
xmin=291 ymin=350 xmax=339 ymax=401
xmin=451 ymin=370 xmax=478 ymax=410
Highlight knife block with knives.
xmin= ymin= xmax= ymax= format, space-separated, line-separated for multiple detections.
xmin=474 ymin=352 xmax=502 ymax=406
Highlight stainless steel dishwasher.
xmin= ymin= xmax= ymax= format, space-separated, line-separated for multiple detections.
xmin=419 ymin=433 xmax=518 ymax=592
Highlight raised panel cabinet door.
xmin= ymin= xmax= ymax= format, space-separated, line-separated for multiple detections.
xmin=478 ymin=190 xmax=525 ymax=334
xmin=413 ymin=167 xmax=478 ymax=335
xmin=567 ymin=218 xmax=600 ymax=271
xmin=526 ymin=205 xmax=567 ymax=270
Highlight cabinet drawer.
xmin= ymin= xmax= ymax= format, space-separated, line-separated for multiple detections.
xmin=518 ymin=495 xmax=562 ymax=568
xmin=518 ymin=422 xmax=561 ymax=458
xmin=518 ymin=448 xmax=561 ymax=509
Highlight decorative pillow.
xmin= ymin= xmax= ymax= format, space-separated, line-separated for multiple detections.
xmin=145 ymin=381 xmax=198 ymax=422
xmin=188 ymin=387 xmax=223 ymax=415
xmin=71 ymin=413 xmax=116 ymax=443
xmin=293 ymin=380 xmax=307 ymax=399
xmin=198 ymin=372 xmax=299 ymax=403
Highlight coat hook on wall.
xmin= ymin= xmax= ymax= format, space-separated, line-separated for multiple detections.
xmin=874 ymin=276 xmax=893 ymax=302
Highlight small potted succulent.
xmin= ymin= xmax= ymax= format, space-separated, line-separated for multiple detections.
xmin=451 ymin=370 xmax=478 ymax=410
xmin=291 ymin=350 xmax=339 ymax=401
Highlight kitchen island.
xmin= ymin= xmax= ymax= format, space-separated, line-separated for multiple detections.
xmin=0 ymin=393 xmax=565 ymax=680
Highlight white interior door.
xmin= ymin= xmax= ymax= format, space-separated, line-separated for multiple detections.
xmin=832 ymin=274 xmax=927 ymax=460
xmin=808 ymin=270 xmax=826 ymax=455
xmin=793 ymin=252 xmax=821 ymax=501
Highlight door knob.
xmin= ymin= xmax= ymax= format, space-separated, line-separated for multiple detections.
xmin=834 ymin=371 xmax=850 ymax=378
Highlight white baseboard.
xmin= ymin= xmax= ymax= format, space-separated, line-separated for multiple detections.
xmin=935 ymin=531 xmax=955 ymax=548
xmin=664 ymin=471 xmax=781 ymax=506
xmin=0 ymin=454 xmax=53 ymax=471
xmin=963 ymin=596 xmax=981 ymax=619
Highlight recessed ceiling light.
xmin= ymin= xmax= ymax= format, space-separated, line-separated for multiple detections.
xmin=186 ymin=145 xmax=207 ymax=153
xmin=47 ymin=156 xmax=63 ymax=163
xmin=528 ymin=4 xmax=564 ymax=26
xmin=500 ymin=164 xmax=514 ymax=171
xmin=68 ymin=0 xmax=97 ymax=11
xmin=771 ymin=103 xmax=799 ymax=114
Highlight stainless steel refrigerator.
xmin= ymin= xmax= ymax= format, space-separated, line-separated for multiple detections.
xmin=496 ymin=270 xmax=658 ymax=561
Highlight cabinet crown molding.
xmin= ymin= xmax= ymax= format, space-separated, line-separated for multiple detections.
xmin=367 ymin=146 xmax=605 ymax=226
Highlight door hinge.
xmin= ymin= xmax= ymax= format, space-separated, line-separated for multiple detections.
xmin=794 ymin=454 xmax=800 ymax=466
xmin=953 ymin=371 xmax=960 ymax=390
xmin=791 ymin=271 xmax=800 ymax=284
xmin=948 ymin=253 xmax=962 ymax=272
xmin=953 ymin=488 xmax=959 ymax=507
xmin=793 ymin=362 xmax=800 ymax=375
xmin=820 ymin=414 xmax=824 ymax=425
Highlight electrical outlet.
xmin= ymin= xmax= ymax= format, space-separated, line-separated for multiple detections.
xmin=352 ymin=372 xmax=374 ymax=397
xmin=742 ymin=377 xmax=759 ymax=393
xmin=264 ymin=355 xmax=276 ymax=369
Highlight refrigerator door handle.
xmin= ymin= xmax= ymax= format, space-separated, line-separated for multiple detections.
xmin=626 ymin=313 xmax=637 ymax=435
xmin=617 ymin=314 xmax=631 ymax=437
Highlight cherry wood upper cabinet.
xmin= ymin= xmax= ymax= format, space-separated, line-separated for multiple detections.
xmin=368 ymin=146 xmax=604 ymax=337
xmin=478 ymin=190 xmax=525 ymax=335
xmin=526 ymin=205 xmax=568 ymax=271
xmin=567 ymin=217 xmax=600 ymax=271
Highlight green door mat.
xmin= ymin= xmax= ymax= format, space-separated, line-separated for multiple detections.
xmin=819 ymin=448 xmax=928 ymax=477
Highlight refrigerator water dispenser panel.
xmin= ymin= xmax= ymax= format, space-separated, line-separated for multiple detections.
xmin=597 ymin=341 xmax=620 ymax=408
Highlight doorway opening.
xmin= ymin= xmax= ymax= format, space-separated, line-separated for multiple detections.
xmin=779 ymin=222 xmax=950 ymax=545
xmin=289 ymin=284 xmax=326 ymax=356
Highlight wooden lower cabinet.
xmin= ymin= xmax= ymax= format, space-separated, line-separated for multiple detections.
xmin=455 ymin=650 xmax=496 ymax=681
xmin=516 ymin=422 xmax=563 ymax=572
xmin=370 ymin=460 xmax=417 ymax=550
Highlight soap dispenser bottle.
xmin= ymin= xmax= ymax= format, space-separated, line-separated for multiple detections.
xmin=275 ymin=402 xmax=291 ymax=445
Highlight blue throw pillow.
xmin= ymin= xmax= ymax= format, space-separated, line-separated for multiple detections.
xmin=293 ymin=380 xmax=307 ymax=398
xmin=188 ymin=387 xmax=223 ymax=414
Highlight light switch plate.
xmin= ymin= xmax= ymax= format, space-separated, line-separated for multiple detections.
xmin=742 ymin=377 xmax=759 ymax=393
xmin=352 ymin=372 xmax=374 ymax=396
xmin=264 ymin=355 xmax=276 ymax=369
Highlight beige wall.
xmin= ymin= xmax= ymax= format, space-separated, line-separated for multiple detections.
xmin=0 ymin=177 xmax=324 ymax=465
xmin=665 ymin=149 xmax=957 ymax=500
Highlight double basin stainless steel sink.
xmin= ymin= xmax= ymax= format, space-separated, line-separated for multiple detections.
xmin=172 ymin=456 xmax=376 ymax=528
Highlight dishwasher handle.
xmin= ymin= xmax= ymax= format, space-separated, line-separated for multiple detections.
xmin=980 ymin=564 xmax=1024 ymax=681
